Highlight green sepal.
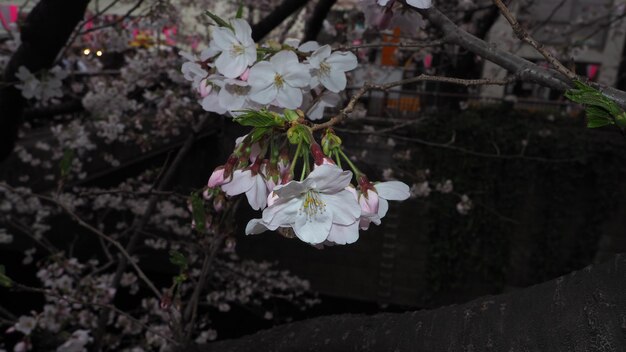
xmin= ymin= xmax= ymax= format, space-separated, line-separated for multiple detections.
xmin=0 ymin=265 xmax=12 ymax=288
xmin=283 ymin=109 xmax=299 ymax=122
xmin=205 ymin=10 xmax=232 ymax=29
xmin=236 ymin=2 xmax=244 ymax=18
xmin=190 ymin=193 xmax=206 ymax=233
xmin=287 ymin=124 xmax=313 ymax=145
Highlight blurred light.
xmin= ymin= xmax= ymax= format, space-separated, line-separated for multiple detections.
xmin=96 ymin=50 xmax=103 ymax=57
xmin=83 ymin=48 xmax=91 ymax=56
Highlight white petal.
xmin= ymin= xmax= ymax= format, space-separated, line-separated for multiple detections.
xmin=221 ymin=170 xmax=255 ymax=196
xmin=327 ymin=221 xmax=359 ymax=245
xmin=323 ymin=191 xmax=361 ymax=225
xmin=270 ymin=50 xmax=299 ymax=67
xmin=200 ymin=46 xmax=220 ymax=61
xmin=231 ymin=18 xmax=253 ymax=44
xmin=327 ymin=51 xmax=358 ymax=72
xmin=306 ymin=100 xmax=325 ymax=120
xmin=319 ymin=69 xmax=347 ymax=93
xmin=308 ymin=45 xmax=332 ymax=68
xmin=249 ymin=84 xmax=277 ymax=105
xmin=245 ymin=175 xmax=268 ymax=210
xmin=283 ymin=64 xmax=311 ymax=88
xmin=294 ymin=210 xmax=332 ymax=244
xmin=375 ymin=181 xmax=410 ymax=201
xmin=246 ymin=218 xmax=272 ymax=235
xmin=377 ymin=197 xmax=389 ymax=219
xmin=273 ymin=180 xmax=308 ymax=199
xmin=244 ymin=45 xmax=257 ymax=64
xmin=298 ymin=41 xmax=320 ymax=53
xmin=212 ymin=27 xmax=237 ymax=50
xmin=216 ymin=51 xmax=248 ymax=78
xmin=262 ymin=197 xmax=301 ymax=225
xmin=308 ymin=165 xmax=353 ymax=193
xmin=276 ymin=86 xmax=303 ymax=109
xmin=219 ymin=87 xmax=247 ymax=111
xmin=201 ymin=93 xmax=227 ymax=114
xmin=249 ymin=61 xmax=276 ymax=87
xmin=406 ymin=0 xmax=432 ymax=9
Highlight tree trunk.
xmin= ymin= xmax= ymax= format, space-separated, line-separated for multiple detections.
xmin=251 ymin=0 xmax=311 ymax=42
xmin=0 ymin=0 xmax=91 ymax=162
xmin=191 ymin=254 xmax=626 ymax=351
xmin=303 ymin=0 xmax=338 ymax=43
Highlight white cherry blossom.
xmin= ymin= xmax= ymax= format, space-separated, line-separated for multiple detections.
xmin=248 ymin=51 xmax=311 ymax=109
xmin=308 ymin=45 xmax=358 ymax=93
xmin=211 ymin=19 xmax=257 ymax=79
xmin=246 ymin=165 xmax=361 ymax=244
xmin=221 ymin=169 xmax=268 ymax=211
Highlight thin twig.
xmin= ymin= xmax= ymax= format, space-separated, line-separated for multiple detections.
xmin=491 ymin=0 xmax=576 ymax=81
xmin=311 ymin=75 xmax=514 ymax=131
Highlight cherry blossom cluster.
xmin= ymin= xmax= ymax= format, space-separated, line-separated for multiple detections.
xmin=361 ymin=0 xmax=432 ymax=33
xmin=182 ymin=13 xmax=413 ymax=246
xmin=180 ymin=15 xmax=357 ymax=119
xmin=204 ymin=126 xmax=411 ymax=246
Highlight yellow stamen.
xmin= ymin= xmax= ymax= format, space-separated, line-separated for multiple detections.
xmin=300 ymin=190 xmax=326 ymax=221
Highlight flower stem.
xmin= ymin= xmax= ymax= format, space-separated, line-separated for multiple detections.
xmin=334 ymin=150 xmax=342 ymax=168
xmin=338 ymin=149 xmax=362 ymax=177
xmin=290 ymin=140 xmax=303 ymax=176
xmin=301 ymin=150 xmax=310 ymax=181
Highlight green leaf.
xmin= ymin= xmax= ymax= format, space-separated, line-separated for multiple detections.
xmin=250 ymin=127 xmax=270 ymax=143
xmin=236 ymin=2 xmax=244 ymax=18
xmin=59 ymin=149 xmax=74 ymax=178
xmin=205 ymin=10 xmax=232 ymax=28
xmin=234 ymin=110 xmax=285 ymax=128
xmin=169 ymin=250 xmax=188 ymax=271
xmin=585 ymin=106 xmax=613 ymax=128
xmin=565 ymin=80 xmax=625 ymax=129
xmin=0 ymin=265 xmax=12 ymax=288
xmin=190 ymin=193 xmax=206 ymax=233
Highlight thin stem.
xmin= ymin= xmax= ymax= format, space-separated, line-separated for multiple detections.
xmin=290 ymin=140 xmax=303 ymax=176
xmin=338 ymin=149 xmax=361 ymax=177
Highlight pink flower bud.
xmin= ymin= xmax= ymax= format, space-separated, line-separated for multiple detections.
xmin=213 ymin=194 xmax=225 ymax=212
xmin=198 ymin=79 xmax=212 ymax=98
xmin=359 ymin=189 xmax=379 ymax=214
xmin=160 ymin=292 xmax=172 ymax=310
xmin=207 ymin=167 xmax=226 ymax=188
xmin=239 ymin=68 xmax=250 ymax=81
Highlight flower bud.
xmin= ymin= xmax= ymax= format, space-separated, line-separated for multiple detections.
xmin=160 ymin=291 xmax=172 ymax=310
xmin=207 ymin=167 xmax=226 ymax=188
xmin=359 ymin=189 xmax=379 ymax=214
xmin=213 ymin=194 xmax=225 ymax=212
xmin=239 ymin=68 xmax=250 ymax=81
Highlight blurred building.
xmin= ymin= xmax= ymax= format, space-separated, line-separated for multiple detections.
xmin=481 ymin=0 xmax=626 ymax=100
